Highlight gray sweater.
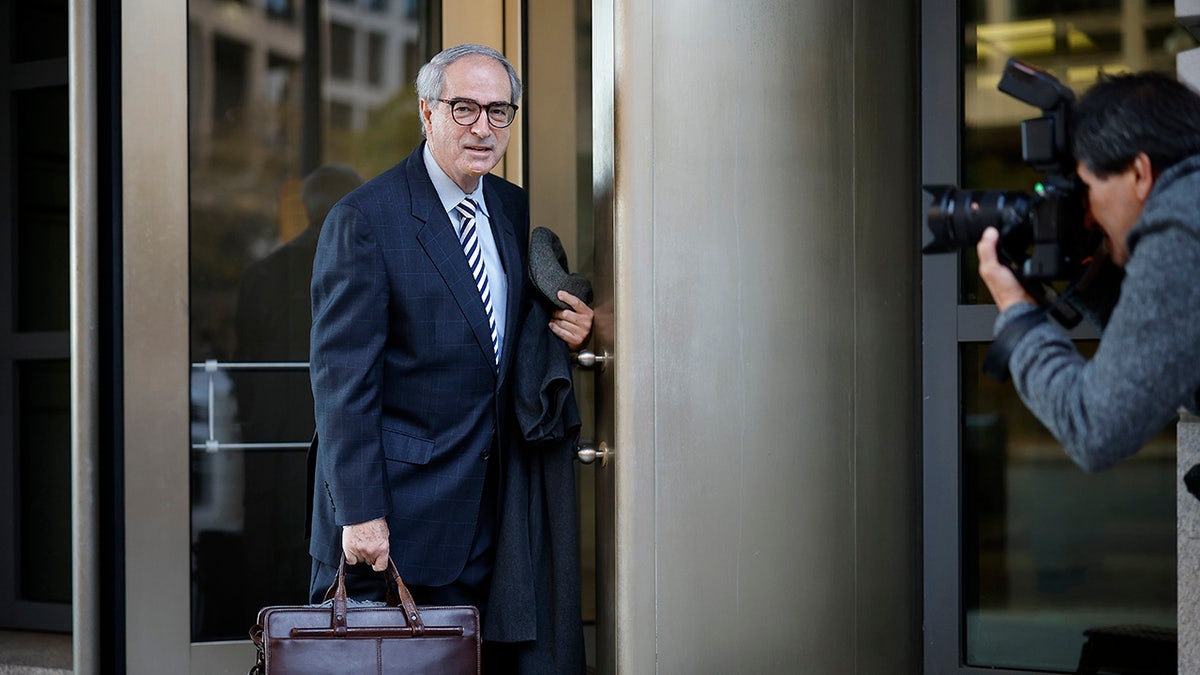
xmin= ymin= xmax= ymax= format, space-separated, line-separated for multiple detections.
xmin=995 ymin=153 xmax=1200 ymax=472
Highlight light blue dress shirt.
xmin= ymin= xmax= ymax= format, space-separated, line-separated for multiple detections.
xmin=423 ymin=145 xmax=508 ymax=361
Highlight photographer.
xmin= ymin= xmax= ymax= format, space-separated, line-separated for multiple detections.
xmin=977 ymin=71 xmax=1200 ymax=472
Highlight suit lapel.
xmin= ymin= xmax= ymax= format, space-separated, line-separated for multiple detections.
xmin=409 ymin=150 xmax=499 ymax=370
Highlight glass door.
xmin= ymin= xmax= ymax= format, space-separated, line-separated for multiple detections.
xmin=186 ymin=0 xmax=441 ymax=644
xmin=184 ymin=1 xmax=607 ymax=671
xmin=522 ymin=0 xmax=601 ymax=666
xmin=0 ymin=0 xmax=73 ymax=634
xmin=924 ymin=0 xmax=1195 ymax=672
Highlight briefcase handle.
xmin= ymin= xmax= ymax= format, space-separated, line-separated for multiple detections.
xmin=324 ymin=555 xmax=427 ymax=635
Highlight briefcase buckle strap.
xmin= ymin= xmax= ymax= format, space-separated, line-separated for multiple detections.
xmin=325 ymin=554 xmax=428 ymax=634
xmin=290 ymin=625 xmax=465 ymax=639
xmin=247 ymin=624 xmax=265 ymax=675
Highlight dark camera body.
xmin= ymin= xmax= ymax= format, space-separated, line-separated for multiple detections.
xmin=923 ymin=59 xmax=1101 ymax=325
xmin=925 ymin=176 xmax=1091 ymax=281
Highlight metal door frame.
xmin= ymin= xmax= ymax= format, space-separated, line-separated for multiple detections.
xmin=595 ymin=0 xmax=656 ymax=672
xmin=113 ymin=0 xmax=583 ymax=671
xmin=920 ymin=1 xmax=1114 ymax=672
xmin=120 ymin=0 xmax=192 ymax=670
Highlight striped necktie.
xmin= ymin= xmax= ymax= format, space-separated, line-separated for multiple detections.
xmin=455 ymin=198 xmax=499 ymax=365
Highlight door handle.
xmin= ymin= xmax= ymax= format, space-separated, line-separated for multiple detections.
xmin=576 ymin=441 xmax=610 ymax=466
xmin=572 ymin=349 xmax=610 ymax=371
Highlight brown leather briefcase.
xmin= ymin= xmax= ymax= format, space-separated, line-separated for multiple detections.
xmin=248 ymin=557 xmax=480 ymax=674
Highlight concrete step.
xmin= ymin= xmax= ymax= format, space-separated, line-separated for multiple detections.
xmin=0 ymin=631 xmax=71 ymax=675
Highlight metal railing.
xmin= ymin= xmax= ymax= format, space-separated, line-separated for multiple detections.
xmin=190 ymin=359 xmax=312 ymax=452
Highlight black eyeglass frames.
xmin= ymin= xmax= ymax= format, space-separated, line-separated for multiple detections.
xmin=438 ymin=98 xmax=519 ymax=128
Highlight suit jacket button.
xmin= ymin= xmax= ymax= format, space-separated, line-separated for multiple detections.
xmin=480 ymin=449 xmax=490 ymax=461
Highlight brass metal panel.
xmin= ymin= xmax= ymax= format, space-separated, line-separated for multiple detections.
xmin=441 ymin=0 xmax=503 ymax=50
xmin=526 ymin=0 xmax=579 ymax=257
xmin=441 ymin=0 xmax=523 ymax=186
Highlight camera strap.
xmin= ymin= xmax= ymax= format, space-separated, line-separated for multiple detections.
xmin=982 ymin=308 xmax=1050 ymax=382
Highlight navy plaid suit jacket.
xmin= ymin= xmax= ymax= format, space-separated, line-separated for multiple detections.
xmin=308 ymin=143 xmax=530 ymax=586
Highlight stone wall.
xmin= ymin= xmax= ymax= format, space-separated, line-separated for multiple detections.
xmin=1182 ymin=412 xmax=1200 ymax=672
xmin=1174 ymin=6 xmax=1200 ymax=671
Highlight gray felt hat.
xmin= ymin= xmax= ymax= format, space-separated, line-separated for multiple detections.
xmin=529 ymin=226 xmax=593 ymax=309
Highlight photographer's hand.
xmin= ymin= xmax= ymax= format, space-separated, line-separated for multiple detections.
xmin=977 ymin=227 xmax=1035 ymax=312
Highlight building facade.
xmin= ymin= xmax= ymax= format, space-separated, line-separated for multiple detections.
xmin=1 ymin=0 xmax=1198 ymax=672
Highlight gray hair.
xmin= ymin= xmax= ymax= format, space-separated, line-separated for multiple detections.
xmin=416 ymin=45 xmax=522 ymax=137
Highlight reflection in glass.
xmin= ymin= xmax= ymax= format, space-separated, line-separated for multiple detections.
xmin=14 ymin=86 xmax=70 ymax=333
xmin=266 ymin=0 xmax=296 ymax=22
xmin=962 ymin=343 xmax=1175 ymax=671
xmin=187 ymin=0 xmax=436 ymax=640
xmin=955 ymin=4 xmax=1192 ymax=670
xmin=17 ymin=360 xmax=72 ymax=604
xmin=12 ymin=0 xmax=68 ymax=64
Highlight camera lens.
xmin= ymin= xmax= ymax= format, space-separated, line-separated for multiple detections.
xmin=923 ymin=186 xmax=1033 ymax=253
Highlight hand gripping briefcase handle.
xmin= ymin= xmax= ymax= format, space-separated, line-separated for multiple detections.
xmin=248 ymin=555 xmax=480 ymax=674
xmin=300 ymin=555 xmax=464 ymax=638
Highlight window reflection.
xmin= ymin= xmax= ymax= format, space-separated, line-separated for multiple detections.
xmin=187 ymin=0 xmax=436 ymax=641
xmin=12 ymin=1 xmax=69 ymax=64
xmin=266 ymin=0 xmax=296 ymax=22
xmin=957 ymin=5 xmax=1191 ymax=667
xmin=960 ymin=13 xmax=1185 ymax=662
xmin=14 ymin=86 xmax=70 ymax=333
xmin=17 ymin=360 xmax=72 ymax=605
xmin=962 ymin=342 xmax=1176 ymax=671
xmin=3 ymin=0 xmax=72 ymax=633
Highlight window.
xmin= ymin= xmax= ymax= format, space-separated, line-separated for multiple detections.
xmin=925 ymin=1 xmax=1197 ymax=671
xmin=1 ymin=0 xmax=72 ymax=633
xmin=329 ymin=22 xmax=354 ymax=81
xmin=187 ymin=0 xmax=438 ymax=641
xmin=266 ymin=0 xmax=295 ymax=22
xmin=367 ymin=31 xmax=386 ymax=86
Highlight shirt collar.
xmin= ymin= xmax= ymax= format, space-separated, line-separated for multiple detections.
xmin=423 ymin=143 xmax=489 ymax=220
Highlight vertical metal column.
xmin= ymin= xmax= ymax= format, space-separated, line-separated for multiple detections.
xmin=70 ymin=0 xmax=100 ymax=671
xmin=121 ymin=0 xmax=190 ymax=671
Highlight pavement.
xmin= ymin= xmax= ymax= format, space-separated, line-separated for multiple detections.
xmin=0 ymin=631 xmax=71 ymax=674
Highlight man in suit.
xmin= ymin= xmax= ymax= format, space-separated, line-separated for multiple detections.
xmin=307 ymin=43 xmax=593 ymax=663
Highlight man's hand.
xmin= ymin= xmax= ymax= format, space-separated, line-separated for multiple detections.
xmin=550 ymin=291 xmax=594 ymax=351
xmin=976 ymin=227 xmax=1035 ymax=312
xmin=342 ymin=518 xmax=390 ymax=572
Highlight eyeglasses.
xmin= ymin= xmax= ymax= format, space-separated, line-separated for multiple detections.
xmin=438 ymin=98 xmax=519 ymax=128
